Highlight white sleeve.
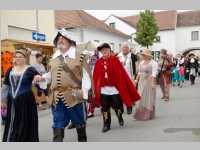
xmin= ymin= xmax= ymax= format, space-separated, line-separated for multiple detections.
xmin=82 ymin=68 xmax=91 ymax=99
xmin=37 ymin=72 xmax=51 ymax=90
xmin=152 ymin=61 xmax=158 ymax=77
xmin=42 ymin=72 xmax=52 ymax=84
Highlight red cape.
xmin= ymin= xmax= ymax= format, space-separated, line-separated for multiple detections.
xmin=93 ymin=56 xmax=141 ymax=107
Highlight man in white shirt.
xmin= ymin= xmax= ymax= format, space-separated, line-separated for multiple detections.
xmin=118 ymin=42 xmax=138 ymax=114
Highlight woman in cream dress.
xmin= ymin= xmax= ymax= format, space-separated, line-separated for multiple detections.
xmin=134 ymin=49 xmax=158 ymax=121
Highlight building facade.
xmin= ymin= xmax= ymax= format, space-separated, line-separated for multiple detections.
xmin=55 ymin=10 xmax=130 ymax=53
xmin=0 ymin=10 xmax=55 ymax=65
xmin=104 ymin=10 xmax=200 ymax=57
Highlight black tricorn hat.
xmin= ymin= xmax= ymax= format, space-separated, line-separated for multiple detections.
xmin=97 ymin=43 xmax=111 ymax=51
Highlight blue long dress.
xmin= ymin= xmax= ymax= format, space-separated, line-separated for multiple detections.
xmin=2 ymin=66 xmax=39 ymax=142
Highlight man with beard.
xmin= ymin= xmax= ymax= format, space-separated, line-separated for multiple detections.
xmin=33 ymin=29 xmax=93 ymax=142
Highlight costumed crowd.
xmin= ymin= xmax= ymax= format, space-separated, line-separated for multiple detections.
xmin=1 ymin=29 xmax=200 ymax=142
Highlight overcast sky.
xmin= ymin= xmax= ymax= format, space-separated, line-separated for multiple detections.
xmin=85 ymin=10 xmax=190 ymax=20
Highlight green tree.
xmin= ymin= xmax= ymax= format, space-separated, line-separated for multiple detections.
xmin=134 ymin=10 xmax=159 ymax=48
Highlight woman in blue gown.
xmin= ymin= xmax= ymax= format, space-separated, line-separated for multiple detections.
xmin=1 ymin=48 xmax=39 ymax=142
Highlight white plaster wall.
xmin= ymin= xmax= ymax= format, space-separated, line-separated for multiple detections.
xmin=105 ymin=15 xmax=136 ymax=35
xmin=175 ymin=26 xmax=200 ymax=54
xmin=151 ymin=30 xmax=176 ymax=55
xmin=83 ymin=27 xmax=129 ymax=53
xmin=64 ymin=28 xmax=83 ymax=43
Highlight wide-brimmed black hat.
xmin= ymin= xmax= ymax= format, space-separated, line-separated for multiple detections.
xmin=54 ymin=29 xmax=76 ymax=46
xmin=97 ymin=43 xmax=111 ymax=51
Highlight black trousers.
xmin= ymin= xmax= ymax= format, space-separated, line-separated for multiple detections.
xmin=101 ymin=94 xmax=124 ymax=126
xmin=190 ymin=75 xmax=196 ymax=84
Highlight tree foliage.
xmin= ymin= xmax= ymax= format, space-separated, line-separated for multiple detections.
xmin=134 ymin=10 xmax=159 ymax=48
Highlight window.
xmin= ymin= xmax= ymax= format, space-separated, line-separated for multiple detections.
xmin=109 ymin=22 xmax=116 ymax=28
xmin=191 ymin=31 xmax=199 ymax=41
xmin=155 ymin=51 xmax=160 ymax=61
xmin=155 ymin=36 xmax=161 ymax=42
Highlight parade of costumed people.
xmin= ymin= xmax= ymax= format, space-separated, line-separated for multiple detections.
xmin=1 ymin=48 xmax=40 ymax=142
xmin=33 ymin=28 xmax=94 ymax=142
xmin=134 ymin=49 xmax=158 ymax=121
xmin=92 ymin=43 xmax=141 ymax=133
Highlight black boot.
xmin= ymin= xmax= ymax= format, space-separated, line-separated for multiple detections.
xmin=127 ymin=106 xmax=132 ymax=115
xmin=115 ymin=109 xmax=124 ymax=126
xmin=53 ymin=128 xmax=64 ymax=142
xmin=76 ymin=125 xmax=87 ymax=142
xmin=67 ymin=122 xmax=76 ymax=129
xmin=102 ymin=111 xmax=111 ymax=133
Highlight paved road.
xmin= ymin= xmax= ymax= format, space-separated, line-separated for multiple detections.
xmin=1 ymin=78 xmax=200 ymax=142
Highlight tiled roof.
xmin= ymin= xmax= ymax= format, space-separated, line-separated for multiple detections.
xmin=55 ymin=10 xmax=130 ymax=38
xmin=119 ymin=10 xmax=177 ymax=31
xmin=177 ymin=10 xmax=200 ymax=27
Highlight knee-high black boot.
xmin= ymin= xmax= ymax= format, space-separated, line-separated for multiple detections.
xmin=127 ymin=106 xmax=132 ymax=115
xmin=102 ymin=111 xmax=111 ymax=132
xmin=76 ymin=125 xmax=87 ymax=142
xmin=53 ymin=128 xmax=64 ymax=142
xmin=115 ymin=109 xmax=124 ymax=126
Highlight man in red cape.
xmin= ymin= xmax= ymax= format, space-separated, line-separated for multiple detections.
xmin=93 ymin=43 xmax=141 ymax=132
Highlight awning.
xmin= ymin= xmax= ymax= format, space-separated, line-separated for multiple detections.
xmin=1 ymin=38 xmax=54 ymax=48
